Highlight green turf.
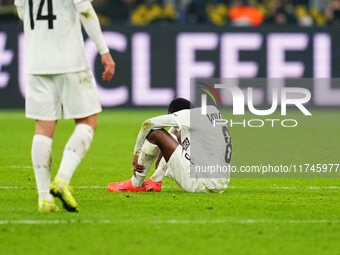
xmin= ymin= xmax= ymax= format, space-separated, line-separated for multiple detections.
xmin=0 ymin=110 xmax=339 ymax=255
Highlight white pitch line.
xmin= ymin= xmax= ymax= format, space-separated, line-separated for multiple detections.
xmin=0 ymin=219 xmax=339 ymax=225
xmin=270 ymin=186 xmax=297 ymax=190
xmin=6 ymin=166 xmax=32 ymax=169
xmin=0 ymin=186 xmax=339 ymax=190
xmin=0 ymin=185 xmax=177 ymax=189
xmin=323 ymin=186 xmax=340 ymax=189
xmin=77 ymin=186 xmax=106 ymax=189
xmin=150 ymin=219 xmax=340 ymax=224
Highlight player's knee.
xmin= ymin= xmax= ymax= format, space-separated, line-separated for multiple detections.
xmin=146 ymin=129 xmax=165 ymax=144
xmin=90 ymin=120 xmax=97 ymax=131
xmin=86 ymin=121 xmax=97 ymax=132
xmin=35 ymin=120 xmax=57 ymax=138
xmin=75 ymin=115 xmax=97 ymax=131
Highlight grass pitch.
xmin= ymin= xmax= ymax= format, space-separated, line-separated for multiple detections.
xmin=0 ymin=110 xmax=339 ymax=255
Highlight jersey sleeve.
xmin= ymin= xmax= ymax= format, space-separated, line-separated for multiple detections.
xmin=73 ymin=0 xmax=93 ymax=13
xmin=14 ymin=0 xmax=23 ymax=6
xmin=73 ymin=0 xmax=109 ymax=55
xmin=134 ymin=114 xmax=180 ymax=155
xmin=73 ymin=0 xmax=92 ymax=6
xmin=14 ymin=0 xmax=24 ymax=20
xmin=171 ymin=109 xmax=190 ymax=129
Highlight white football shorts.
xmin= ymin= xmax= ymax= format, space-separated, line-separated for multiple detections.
xmin=166 ymin=145 xmax=229 ymax=193
xmin=25 ymin=69 xmax=102 ymax=120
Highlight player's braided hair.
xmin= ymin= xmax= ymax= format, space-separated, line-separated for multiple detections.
xmin=168 ymin=98 xmax=193 ymax=114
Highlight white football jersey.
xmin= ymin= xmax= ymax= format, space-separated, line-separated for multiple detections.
xmin=15 ymin=0 xmax=91 ymax=74
xmin=172 ymin=106 xmax=230 ymax=169
xmin=172 ymin=106 xmax=231 ymax=190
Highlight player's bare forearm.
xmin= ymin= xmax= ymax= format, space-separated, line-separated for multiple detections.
xmin=101 ymin=53 xmax=115 ymax=81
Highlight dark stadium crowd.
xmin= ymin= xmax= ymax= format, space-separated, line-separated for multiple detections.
xmin=1 ymin=0 xmax=340 ymax=26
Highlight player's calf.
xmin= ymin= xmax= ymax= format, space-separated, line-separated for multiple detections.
xmin=146 ymin=129 xmax=178 ymax=162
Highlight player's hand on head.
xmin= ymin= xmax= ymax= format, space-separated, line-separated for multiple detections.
xmin=101 ymin=52 xmax=115 ymax=81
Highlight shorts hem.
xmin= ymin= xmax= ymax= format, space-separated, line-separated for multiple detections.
xmin=64 ymin=109 xmax=102 ymax=120
xmin=25 ymin=114 xmax=61 ymax=121
xmin=25 ymin=66 xmax=90 ymax=75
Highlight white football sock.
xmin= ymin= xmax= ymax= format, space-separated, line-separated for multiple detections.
xmin=150 ymin=157 xmax=167 ymax=182
xmin=56 ymin=124 xmax=94 ymax=184
xmin=31 ymin=135 xmax=53 ymax=202
xmin=131 ymin=140 xmax=159 ymax=188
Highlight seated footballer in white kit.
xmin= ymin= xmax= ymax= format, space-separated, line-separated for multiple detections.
xmin=15 ymin=0 xmax=115 ymax=212
xmin=107 ymin=98 xmax=232 ymax=193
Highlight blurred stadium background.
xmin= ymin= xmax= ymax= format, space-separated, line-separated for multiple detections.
xmin=0 ymin=2 xmax=339 ymax=254
xmin=1 ymin=0 xmax=340 ymax=109
xmin=1 ymin=0 xmax=340 ymax=26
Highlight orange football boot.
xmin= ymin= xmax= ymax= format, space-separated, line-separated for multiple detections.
xmin=107 ymin=179 xmax=146 ymax=192
xmin=144 ymin=178 xmax=162 ymax=192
